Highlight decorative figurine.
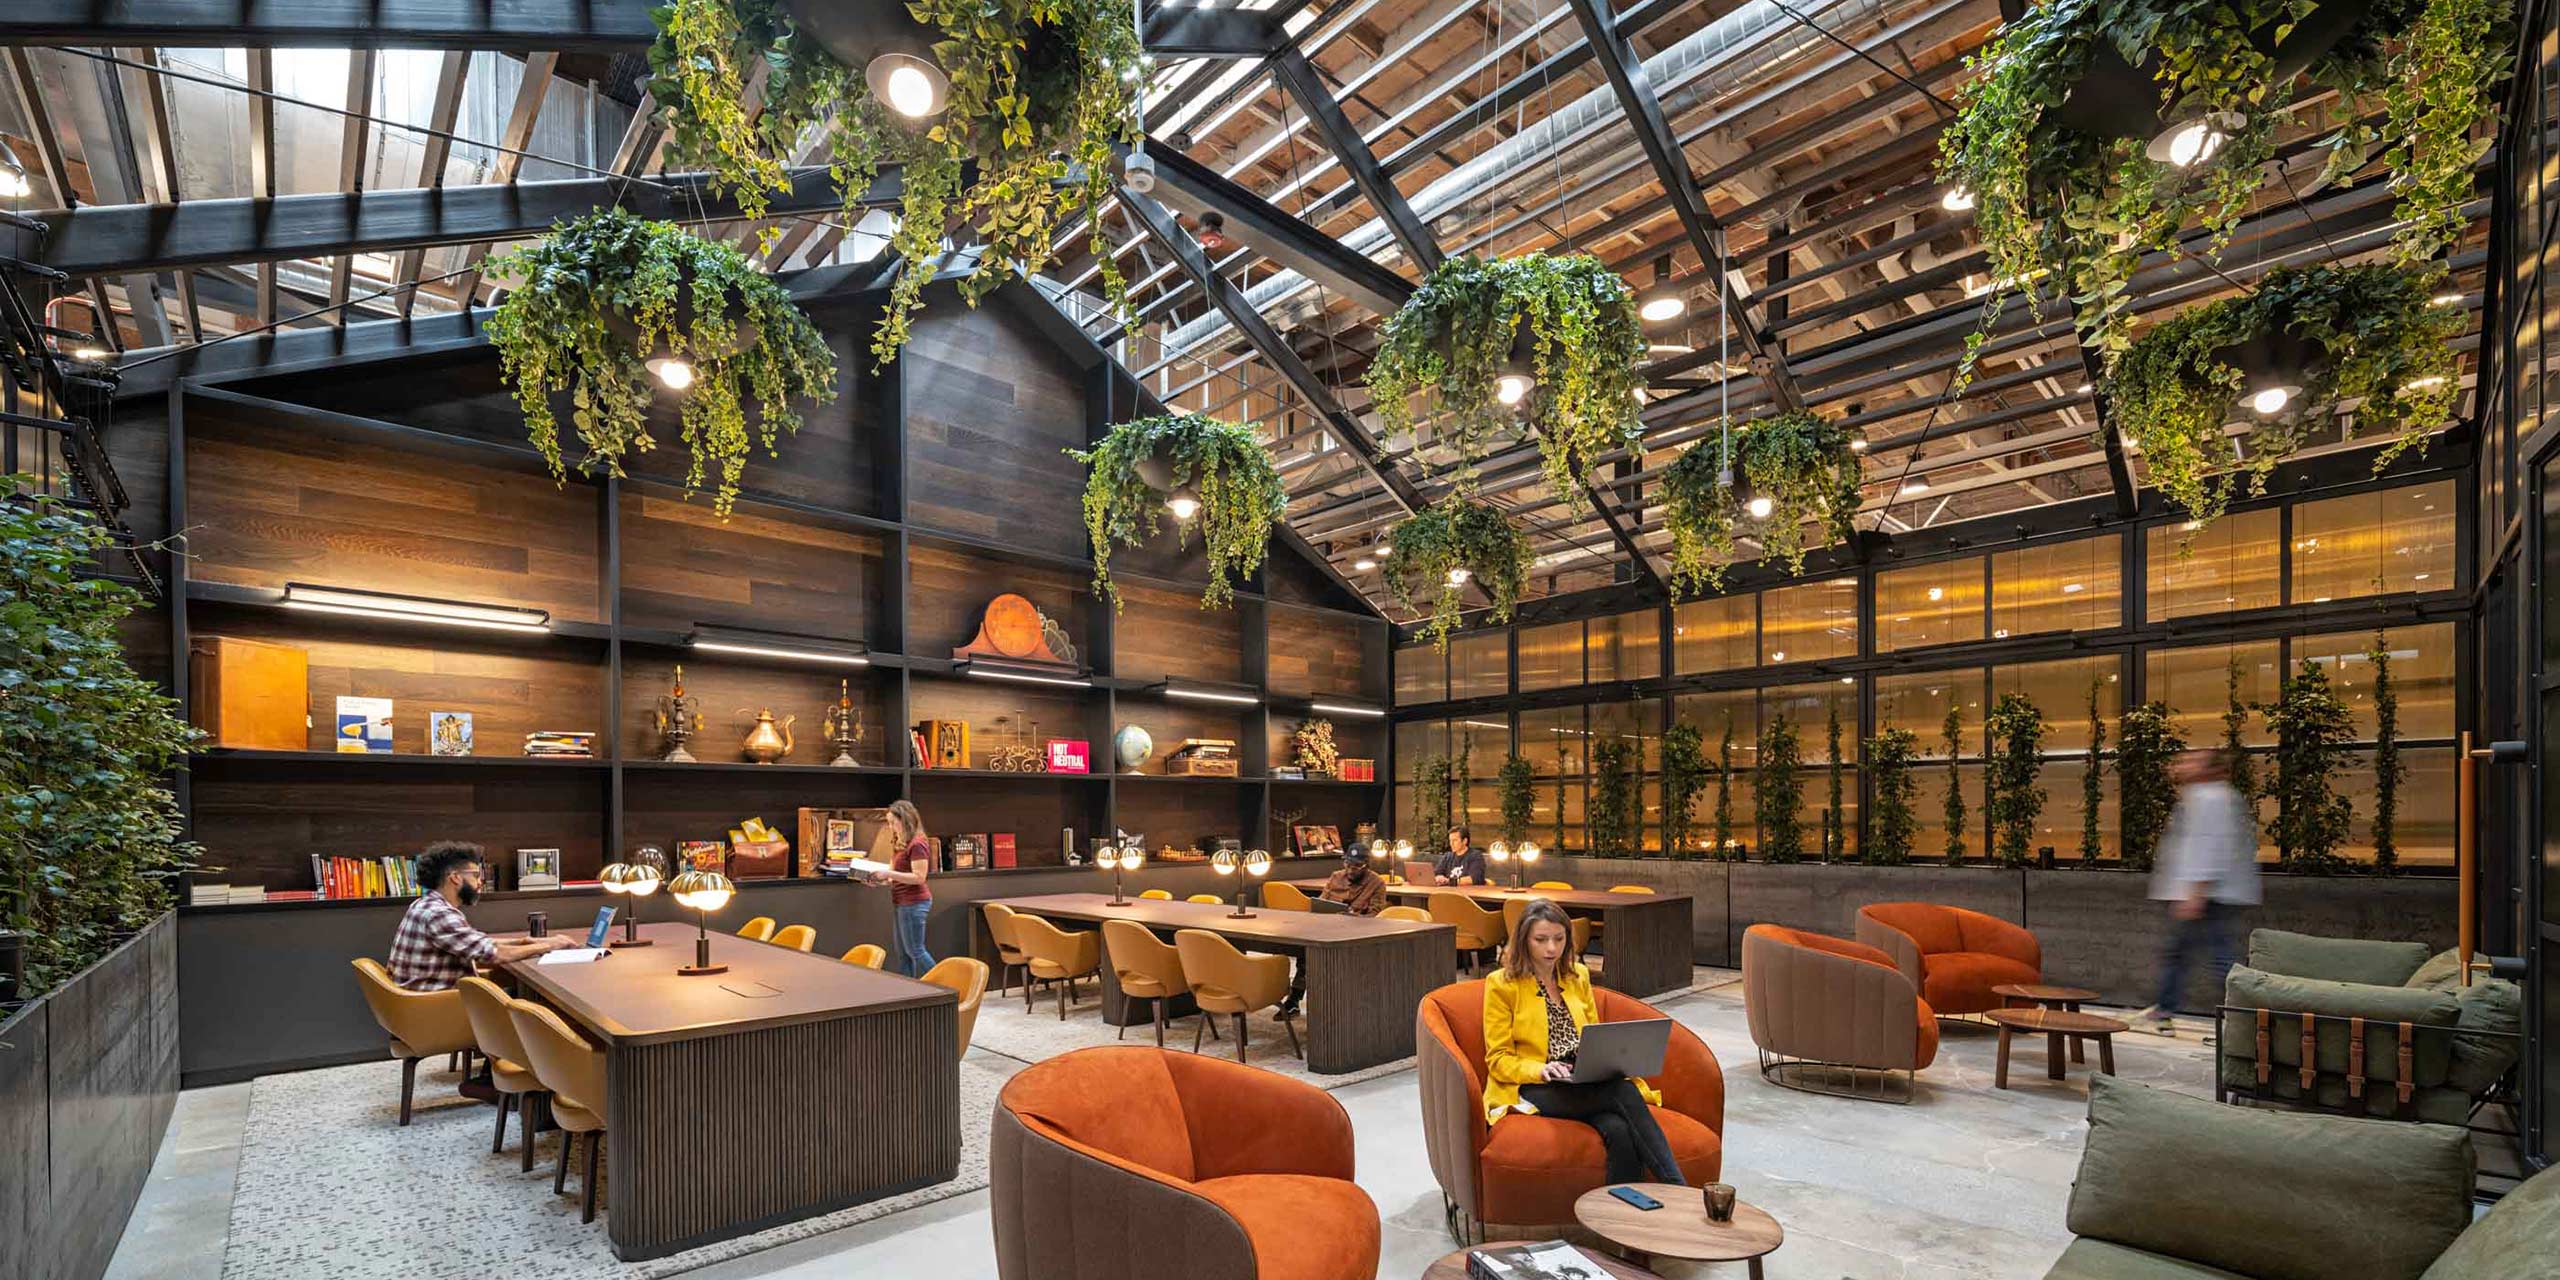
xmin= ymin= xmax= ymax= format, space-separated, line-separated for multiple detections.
xmin=652 ymin=664 xmax=704 ymax=763
xmin=1293 ymin=718 xmax=1341 ymax=777
xmin=739 ymin=708 xmax=796 ymax=764
xmin=823 ymin=680 xmax=865 ymax=767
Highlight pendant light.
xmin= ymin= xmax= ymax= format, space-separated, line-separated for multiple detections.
xmin=1636 ymin=257 xmax=1685 ymax=325
xmin=783 ymin=0 xmax=950 ymax=120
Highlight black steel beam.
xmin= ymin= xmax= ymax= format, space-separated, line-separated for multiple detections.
xmin=1141 ymin=6 xmax=1287 ymax=56
xmin=2081 ymin=346 xmax=2139 ymax=516
xmin=1268 ymin=49 xmax=1441 ymax=274
xmin=1135 ymin=140 xmax=1414 ymax=318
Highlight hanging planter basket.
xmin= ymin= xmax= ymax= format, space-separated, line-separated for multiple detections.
xmin=1364 ymin=253 xmax=1647 ymax=503
xmin=1383 ymin=495 xmax=1535 ymax=650
xmin=483 ymin=208 xmax=838 ymax=517
xmin=1657 ymin=411 xmax=1866 ymax=597
xmin=2104 ymin=261 xmax=2460 ymax=531
xmin=1070 ymin=413 xmax=1287 ymax=610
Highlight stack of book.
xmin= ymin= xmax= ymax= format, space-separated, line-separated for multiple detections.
xmin=312 ymin=854 xmax=421 ymax=899
xmin=1165 ymin=738 xmax=1240 ymax=776
xmin=187 ymin=883 xmax=271 ymax=906
xmin=524 ymin=730 xmax=595 ymax=758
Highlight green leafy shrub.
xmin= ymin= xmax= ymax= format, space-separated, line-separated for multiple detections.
xmin=1660 ymin=722 xmax=1709 ymax=859
xmin=1497 ymin=752 xmax=1536 ymax=846
xmin=2116 ymin=701 xmax=2187 ymax=871
xmin=1941 ymin=704 xmax=1969 ymax=865
xmin=1756 ymin=716 xmax=1804 ymax=863
xmin=1865 ymin=727 xmax=1921 ymax=866
xmin=1985 ymin=693 xmax=2046 ymax=869
xmin=2266 ymin=658 xmax=2356 ymax=873
xmin=1070 ymin=413 xmax=1285 ymax=609
xmin=1712 ymin=712 xmax=1739 ymax=859
xmin=2081 ymin=680 xmax=2107 ymax=865
xmin=1589 ymin=739 xmax=1638 ymax=857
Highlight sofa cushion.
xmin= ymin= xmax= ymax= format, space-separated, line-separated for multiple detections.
xmin=2218 ymin=965 xmax=2461 ymax=1088
xmin=2445 ymin=978 xmax=2522 ymax=1097
xmin=1478 ymin=1106 xmax=1721 ymax=1223
xmin=2421 ymin=1162 xmax=2560 ymax=1279
xmin=999 ymin=1044 xmax=1195 ymax=1181
xmin=2045 ymin=1238 xmax=2253 ymax=1280
xmin=2247 ymin=929 xmax=2431 ymax=986
xmin=2402 ymin=949 xmax=2467 ymax=992
xmin=2068 ymin=1077 xmax=2472 ymax=1280
xmin=1923 ymin=950 xmax=2042 ymax=1011
xmin=1863 ymin=903 xmax=1964 ymax=954
xmin=1192 ymin=1173 xmax=1381 ymax=1280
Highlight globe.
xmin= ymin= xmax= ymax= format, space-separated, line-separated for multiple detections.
xmin=1113 ymin=724 xmax=1154 ymax=770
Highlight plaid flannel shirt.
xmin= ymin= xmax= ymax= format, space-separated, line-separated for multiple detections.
xmin=387 ymin=892 xmax=496 ymax=991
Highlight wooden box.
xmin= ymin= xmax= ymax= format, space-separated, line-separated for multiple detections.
xmin=189 ymin=636 xmax=310 ymax=751
xmin=1165 ymin=755 xmax=1240 ymax=777
xmin=796 ymin=807 xmax=894 ymax=877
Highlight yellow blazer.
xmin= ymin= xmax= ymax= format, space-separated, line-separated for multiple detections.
xmin=1479 ymin=963 xmax=1663 ymax=1125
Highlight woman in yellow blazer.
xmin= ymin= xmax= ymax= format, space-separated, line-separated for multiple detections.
xmin=1481 ymin=899 xmax=1685 ymax=1186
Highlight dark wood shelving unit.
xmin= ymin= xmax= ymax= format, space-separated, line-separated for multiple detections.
xmin=160 ymin=293 xmax=1391 ymax=891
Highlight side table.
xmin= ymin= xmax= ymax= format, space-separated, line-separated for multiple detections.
xmin=1572 ymin=1184 xmax=1783 ymax=1277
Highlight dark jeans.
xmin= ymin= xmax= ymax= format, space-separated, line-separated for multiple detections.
xmin=1518 ymin=1078 xmax=1686 ymax=1186
xmin=2152 ymin=900 xmax=2240 ymax=1014
xmin=894 ymin=901 xmax=934 ymax=977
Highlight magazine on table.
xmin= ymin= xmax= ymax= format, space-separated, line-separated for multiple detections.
xmin=1467 ymin=1240 xmax=1611 ymax=1280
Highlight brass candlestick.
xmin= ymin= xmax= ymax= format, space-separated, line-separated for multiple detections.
xmin=823 ymin=679 xmax=865 ymax=767
xmin=652 ymin=665 xmax=704 ymax=763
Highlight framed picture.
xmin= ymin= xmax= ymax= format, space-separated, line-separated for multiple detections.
xmin=428 ymin=710 xmax=473 ymax=756
xmin=826 ymin=819 xmax=859 ymax=854
xmin=515 ymin=847 xmax=560 ymax=890
xmin=1293 ymin=824 xmax=1342 ymax=855
xmin=678 ymin=840 xmax=726 ymax=873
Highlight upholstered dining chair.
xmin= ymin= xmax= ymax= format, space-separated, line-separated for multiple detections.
xmin=1012 ymin=914 xmax=1103 ymax=1019
xmin=991 ymin=1046 xmax=1379 ymax=1280
xmin=349 ymin=958 xmax=475 ymax=1126
xmin=920 ymin=957 xmax=990 ymax=1057
xmin=507 ymin=997 xmax=610 ymax=1223
xmin=769 ymin=924 xmax=817 ymax=952
xmin=1742 ymin=923 xmax=1937 ymax=1101
xmin=1854 ymin=902 xmax=2044 ymax=1017
xmin=1102 ymin=919 xmax=1203 ymax=1049
xmin=1428 ymin=892 xmax=1506 ymax=975
xmin=1173 ymin=929 xmax=1297 ymax=1062
xmin=981 ymin=903 xmax=1030 ymax=997
xmin=1499 ymin=897 xmax=1592 ymax=957
xmin=1607 ymin=884 xmax=1657 ymax=894
xmin=1138 ymin=889 xmax=1173 ymax=900
xmin=1531 ymin=881 xmax=1575 ymax=891
xmin=1186 ymin=893 xmax=1225 ymax=905
xmin=1261 ymin=881 xmax=1314 ymax=912
xmin=1379 ymin=905 xmax=1433 ymax=924
xmin=840 ymin=943 xmax=887 ymax=969
xmin=456 ymin=977 xmax=547 ymax=1168
xmin=736 ymin=916 xmax=777 ymax=943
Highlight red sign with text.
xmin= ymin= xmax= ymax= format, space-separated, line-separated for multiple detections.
xmin=1045 ymin=739 xmax=1090 ymax=774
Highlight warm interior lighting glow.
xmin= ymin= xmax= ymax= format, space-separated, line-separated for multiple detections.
xmin=1163 ymin=685 xmax=1260 ymax=706
xmin=2429 ymin=292 xmax=2464 ymax=306
xmin=2152 ymin=117 xmax=2230 ymax=167
xmin=646 ymin=355 xmax=696 ymax=390
xmin=1494 ymin=374 xmax=1533 ymax=407
xmin=870 ymin=54 xmax=949 ymax=119
xmin=1849 ymin=438 xmax=1869 ymax=452
xmin=1166 ymin=490 xmax=1201 ymax=521
xmin=282 ymin=583 xmax=551 ymax=633
xmin=2404 ymin=375 xmax=2447 ymax=390
xmin=691 ymin=639 xmax=870 ymax=666
xmin=1309 ymin=701 xmax=1387 ymax=718
xmin=1745 ymin=495 xmax=1775 ymax=520
xmin=1639 ymin=294 xmax=1686 ymax=324
xmin=1941 ymin=186 xmax=1975 ymax=212
xmin=1446 ymin=566 xmax=1472 ymax=587
xmin=2062 ymin=582 xmax=2086 ymax=594
xmin=1899 ymin=480 xmax=1929 ymax=497
xmin=69 ymin=345 xmax=108 ymax=362
xmin=1352 ymin=557 xmax=1377 ymax=571
xmin=1926 ymin=586 xmax=1944 ymax=601
xmin=670 ymin=868 xmax=735 ymax=912
xmin=2248 ymin=385 xmax=2295 ymax=416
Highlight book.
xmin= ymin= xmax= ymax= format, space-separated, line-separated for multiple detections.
xmin=990 ymin=832 xmax=1017 ymax=869
xmin=428 ymin=710 xmax=473 ymax=756
xmin=334 ymin=696 xmax=393 ymax=754
xmin=1467 ymin=1241 xmax=1606 ymax=1280
xmin=678 ymin=840 xmax=727 ymax=873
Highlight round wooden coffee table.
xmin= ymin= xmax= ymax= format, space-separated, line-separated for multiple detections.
xmin=1987 ymin=1006 xmax=2128 ymax=1087
xmin=1993 ymin=983 xmax=2102 ymax=1062
xmin=1573 ymin=1184 xmax=1782 ymax=1277
xmin=1423 ymin=1240 xmax=1664 ymax=1279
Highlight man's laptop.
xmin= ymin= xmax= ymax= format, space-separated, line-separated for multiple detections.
xmin=1402 ymin=859 xmax=1439 ymax=884
xmin=1562 ymin=1017 xmax=1672 ymax=1083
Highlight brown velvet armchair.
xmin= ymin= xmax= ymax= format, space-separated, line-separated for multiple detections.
xmin=1743 ymin=924 xmax=1938 ymax=1101
xmin=1415 ymin=980 xmax=1725 ymax=1244
xmin=992 ymin=1045 xmax=1380 ymax=1280
xmin=1854 ymin=902 xmax=2043 ymax=1017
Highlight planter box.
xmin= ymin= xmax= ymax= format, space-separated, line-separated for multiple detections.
xmin=1730 ymin=861 xmax=2025 ymax=964
xmin=1536 ymin=856 xmax=1731 ymax=965
xmin=0 ymin=911 xmax=180 ymax=1280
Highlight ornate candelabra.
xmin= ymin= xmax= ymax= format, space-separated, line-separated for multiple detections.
xmin=651 ymin=664 xmax=704 ymax=763
xmin=823 ymin=679 xmax=865 ymax=767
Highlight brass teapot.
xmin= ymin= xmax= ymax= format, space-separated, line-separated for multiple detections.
xmin=740 ymin=708 xmax=796 ymax=764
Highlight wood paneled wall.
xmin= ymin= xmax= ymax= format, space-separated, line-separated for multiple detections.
xmin=1113 ymin=583 xmax=1245 ymax=685
xmin=904 ymin=302 xmax=1088 ymax=548
xmin=618 ymin=493 xmax=886 ymax=641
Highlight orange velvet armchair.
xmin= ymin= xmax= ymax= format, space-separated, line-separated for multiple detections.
xmin=1415 ymin=980 xmax=1724 ymax=1243
xmin=992 ymin=1045 xmax=1380 ymax=1280
xmin=1853 ymin=902 xmax=2042 ymax=1017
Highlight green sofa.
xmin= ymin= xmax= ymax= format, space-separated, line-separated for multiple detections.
xmin=2216 ymin=929 xmax=2521 ymax=1125
xmin=2049 ymin=1077 xmax=2559 ymax=1279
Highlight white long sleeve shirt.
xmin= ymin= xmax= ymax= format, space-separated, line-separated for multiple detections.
xmin=2148 ymin=780 xmax=2263 ymax=905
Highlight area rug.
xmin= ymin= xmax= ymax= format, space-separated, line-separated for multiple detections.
xmin=220 ymin=1054 xmax=1008 ymax=1280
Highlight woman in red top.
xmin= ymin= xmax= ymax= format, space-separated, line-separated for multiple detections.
xmin=876 ymin=799 xmax=934 ymax=975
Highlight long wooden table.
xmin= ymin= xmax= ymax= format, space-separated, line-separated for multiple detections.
xmin=1294 ymin=882 xmax=1696 ymax=998
xmin=974 ymin=893 xmax=1452 ymax=1073
xmin=501 ymin=921 xmax=959 ymax=1261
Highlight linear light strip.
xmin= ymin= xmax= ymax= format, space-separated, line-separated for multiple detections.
xmin=691 ymin=640 xmax=872 ymax=667
xmin=1309 ymin=701 xmax=1387 ymax=718
xmin=280 ymin=600 xmax=550 ymax=634
xmin=284 ymin=584 xmax=550 ymax=628
xmin=964 ymin=667 xmax=1093 ymax=689
xmin=1165 ymin=688 xmax=1261 ymax=705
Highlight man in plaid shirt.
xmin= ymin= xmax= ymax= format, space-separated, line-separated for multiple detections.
xmin=389 ymin=842 xmax=570 ymax=989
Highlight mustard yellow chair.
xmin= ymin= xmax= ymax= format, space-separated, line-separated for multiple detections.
xmin=1102 ymin=919 xmax=1208 ymax=1049
xmin=736 ymin=916 xmax=777 ymax=942
xmin=1013 ymin=914 xmax=1103 ymax=1020
xmin=1379 ymin=905 xmax=1432 ymax=924
xmin=1186 ymin=893 xmax=1225 ymax=905
xmin=508 ymin=997 xmax=610 ymax=1222
xmin=1173 ymin=929 xmax=1298 ymax=1063
xmin=350 ymin=958 xmax=475 ymax=1126
xmin=1429 ymin=891 xmax=1507 ymax=976
xmin=841 ymin=943 xmax=887 ymax=968
xmin=1261 ymin=881 xmax=1314 ymax=912
xmin=770 ymin=923 xmax=817 ymax=952
xmin=1531 ymin=880 xmax=1575 ymax=891
xmin=1608 ymin=884 xmax=1657 ymax=894
xmin=982 ymin=903 xmax=1029 ymax=997
xmin=457 ymin=977 xmax=546 ymax=1169
xmin=921 ymin=956 xmax=989 ymax=1057
xmin=1138 ymin=889 xmax=1173 ymax=900
xmin=1500 ymin=897 xmax=1592 ymax=956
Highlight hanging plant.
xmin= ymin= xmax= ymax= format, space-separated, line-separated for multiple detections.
xmin=1384 ymin=496 xmax=1534 ymax=650
xmin=2107 ymin=262 xmax=2461 ymax=531
xmin=1984 ymin=693 xmax=2048 ymax=870
xmin=1865 ymin=728 xmax=1921 ymax=866
xmin=1660 ymin=722 xmax=1709 ymax=859
xmin=1936 ymin=0 xmax=2510 ymax=378
xmin=648 ymin=0 xmax=1144 ymax=364
xmin=2080 ymin=679 xmax=2107 ymax=865
xmin=1589 ymin=739 xmax=1639 ymax=857
xmin=484 ymin=208 xmax=837 ymax=517
xmin=1659 ymin=412 xmax=1866 ymax=596
xmin=1364 ymin=253 xmax=1647 ymax=499
xmin=1756 ymin=715 xmax=1805 ymax=863
xmin=2266 ymin=658 xmax=2356 ymax=873
xmin=2370 ymin=633 xmax=2404 ymax=874
xmin=1712 ymin=712 xmax=1740 ymax=859
xmin=1941 ymin=704 xmax=1969 ymax=866
xmin=1069 ymin=413 xmax=1285 ymax=609
xmin=1497 ymin=752 xmax=1537 ymax=846
xmin=2117 ymin=701 xmax=2186 ymax=871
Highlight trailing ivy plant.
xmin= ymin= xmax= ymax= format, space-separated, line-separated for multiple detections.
xmin=1364 ymin=253 xmax=1647 ymax=499
xmin=484 ymin=208 xmax=837 ymax=517
xmin=648 ymin=0 xmax=1144 ymax=363
xmin=1865 ymin=728 xmax=1921 ymax=866
xmin=1 ymin=490 xmax=201 ymax=996
xmin=1659 ymin=413 xmax=1867 ymax=595
xmin=1497 ymin=753 xmax=1537 ymax=846
xmin=1069 ymin=413 xmax=1286 ymax=609
xmin=1713 ymin=711 xmax=1739 ymax=859
xmin=1589 ymin=739 xmax=1639 ymax=857
xmin=1756 ymin=715 xmax=1804 ymax=864
xmin=1660 ymin=722 xmax=1710 ymax=859
xmin=1825 ymin=697 xmax=1847 ymax=863
xmin=2223 ymin=655 xmax=2259 ymax=804
xmin=2081 ymin=679 xmax=2107 ymax=865
xmin=1384 ymin=496 xmax=1534 ymax=650
xmin=1941 ymin=704 xmax=1969 ymax=865
xmin=2265 ymin=658 xmax=2357 ymax=873
xmin=1936 ymin=0 xmax=2511 ymax=379
xmin=1985 ymin=693 xmax=2048 ymax=869
xmin=2370 ymin=633 xmax=2404 ymax=874
xmin=2116 ymin=701 xmax=2187 ymax=871
xmin=2107 ymin=263 xmax=2462 ymax=531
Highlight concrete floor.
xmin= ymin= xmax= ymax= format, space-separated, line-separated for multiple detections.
xmin=107 ymin=981 xmax=2223 ymax=1279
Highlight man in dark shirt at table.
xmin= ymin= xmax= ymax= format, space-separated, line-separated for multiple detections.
xmin=1275 ymin=845 xmax=1387 ymax=1016
xmin=1432 ymin=825 xmax=1488 ymax=886
xmin=388 ymin=841 xmax=570 ymax=990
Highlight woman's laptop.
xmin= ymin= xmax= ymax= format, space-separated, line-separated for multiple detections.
xmin=1563 ymin=1017 xmax=1672 ymax=1083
